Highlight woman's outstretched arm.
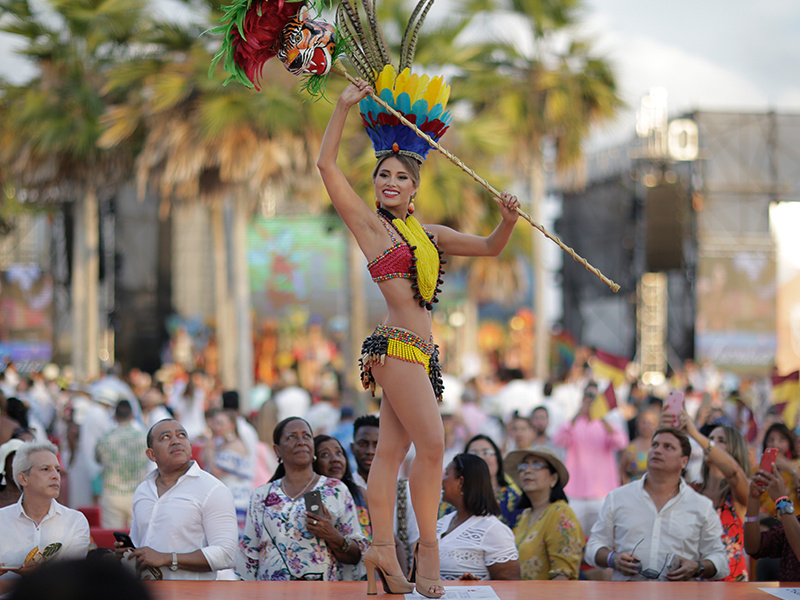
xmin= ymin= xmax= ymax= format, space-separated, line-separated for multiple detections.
xmin=426 ymin=191 xmax=520 ymax=257
xmin=317 ymin=80 xmax=379 ymax=240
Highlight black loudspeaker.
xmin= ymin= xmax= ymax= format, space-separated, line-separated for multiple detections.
xmin=645 ymin=182 xmax=685 ymax=271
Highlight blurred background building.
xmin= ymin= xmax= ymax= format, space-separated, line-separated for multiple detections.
xmin=558 ymin=96 xmax=800 ymax=383
xmin=4 ymin=100 xmax=800 ymax=402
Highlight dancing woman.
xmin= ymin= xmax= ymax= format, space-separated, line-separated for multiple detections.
xmin=317 ymin=75 xmax=519 ymax=597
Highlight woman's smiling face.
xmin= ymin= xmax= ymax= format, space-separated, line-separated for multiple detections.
xmin=316 ymin=438 xmax=346 ymax=480
xmin=373 ymin=156 xmax=418 ymax=210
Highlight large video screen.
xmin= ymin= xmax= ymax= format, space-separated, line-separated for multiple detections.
xmin=0 ymin=263 xmax=53 ymax=364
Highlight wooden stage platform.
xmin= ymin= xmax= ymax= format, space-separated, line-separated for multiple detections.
xmin=146 ymin=580 xmax=785 ymax=600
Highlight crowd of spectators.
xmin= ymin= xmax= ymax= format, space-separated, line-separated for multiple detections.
xmin=1 ymin=350 xmax=800 ymax=588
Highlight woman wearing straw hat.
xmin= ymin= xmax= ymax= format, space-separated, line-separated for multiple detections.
xmin=505 ymin=446 xmax=584 ymax=580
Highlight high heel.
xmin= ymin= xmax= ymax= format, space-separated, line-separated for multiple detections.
xmin=364 ymin=542 xmax=414 ymax=595
xmin=414 ymin=540 xmax=444 ymax=599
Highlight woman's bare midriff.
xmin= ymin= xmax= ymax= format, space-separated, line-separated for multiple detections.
xmin=375 ymin=278 xmax=433 ymax=339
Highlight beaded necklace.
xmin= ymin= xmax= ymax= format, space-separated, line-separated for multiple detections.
xmin=376 ymin=207 xmax=445 ymax=310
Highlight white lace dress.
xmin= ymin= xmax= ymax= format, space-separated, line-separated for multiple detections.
xmin=436 ymin=513 xmax=519 ymax=580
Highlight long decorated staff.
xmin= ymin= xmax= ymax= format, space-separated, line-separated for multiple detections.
xmin=209 ymin=0 xmax=620 ymax=292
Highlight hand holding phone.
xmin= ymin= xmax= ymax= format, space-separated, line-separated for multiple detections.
xmin=304 ymin=490 xmax=324 ymax=517
xmin=664 ymin=392 xmax=685 ymax=427
xmin=761 ymin=448 xmax=779 ymax=474
xmin=113 ymin=531 xmax=135 ymax=548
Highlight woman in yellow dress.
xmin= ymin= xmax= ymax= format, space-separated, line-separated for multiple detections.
xmin=505 ymin=446 xmax=584 ymax=580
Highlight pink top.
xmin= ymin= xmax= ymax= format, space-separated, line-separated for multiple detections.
xmin=552 ymin=417 xmax=629 ymax=500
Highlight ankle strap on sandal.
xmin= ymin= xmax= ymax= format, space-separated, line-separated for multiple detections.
xmin=372 ymin=541 xmax=397 ymax=547
xmin=417 ymin=540 xmax=438 ymax=548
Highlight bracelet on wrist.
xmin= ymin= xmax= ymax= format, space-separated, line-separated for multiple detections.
xmin=744 ymin=515 xmax=760 ymax=523
xmin=775 ymin=495 xmax=790 ymax=504
xmin=607 ymin=551 xmax=616 ymax=569
xmin=339 ymin=537 xmax=350 ymax=553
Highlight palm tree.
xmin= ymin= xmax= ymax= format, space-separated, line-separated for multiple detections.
xmin=465 ymin=0 xmax=623 ymax=378
xmin=0 ymin=0 xmax=147 ymax=379
xmin=100 ymin=14 xmax=327 ymax=399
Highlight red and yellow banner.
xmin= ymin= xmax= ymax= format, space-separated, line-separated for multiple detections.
xmin=590 ymin=383 xmax=618 ymax=420
xmin=772 ymin=370 xmax=800 ymax=429
xmin=590 ymin=349 xmax=629 ymax=388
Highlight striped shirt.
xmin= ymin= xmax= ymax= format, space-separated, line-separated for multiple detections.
xmin=96 ymin=423 xmax=150 ymax=495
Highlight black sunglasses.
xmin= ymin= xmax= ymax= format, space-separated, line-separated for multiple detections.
xmin=630 ymin=539 xmax=675 ymax=580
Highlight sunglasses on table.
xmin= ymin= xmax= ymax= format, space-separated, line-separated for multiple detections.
xmin=517 ymin=460 xmax=549 ymax=472
xmin=630 ymin=539 xmax=677 ymax=579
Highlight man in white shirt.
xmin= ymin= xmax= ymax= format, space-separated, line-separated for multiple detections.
xmin=0 ymin=441 xmax=90 ymax=577
xmin=122 ymin=419 xmax=238 ymax=580
xmin=585 ymin=427 xmax=729 ymax=581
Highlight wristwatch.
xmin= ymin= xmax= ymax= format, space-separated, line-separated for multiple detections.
xmin=777 ymin=499 xmax=796 ymax=516
xmin=704 ymin=440 xmax=715 ymax=455
xmin=694 ymin=561 xmax=705 ymax=579
xmin=170 ymin=552 xmax=179 ymax=572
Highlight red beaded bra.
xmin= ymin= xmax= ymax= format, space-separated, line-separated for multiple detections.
xmin=367 ymin=209 xmax=445 ymax=310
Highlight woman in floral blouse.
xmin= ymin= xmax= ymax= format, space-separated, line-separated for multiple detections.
xmin=505 ymin=446 xmax=584 ymax=580
xmin=235 ymin=417 xmax=367 ymax=581
xmin=313 ymin=434 xmax=371 ymax=581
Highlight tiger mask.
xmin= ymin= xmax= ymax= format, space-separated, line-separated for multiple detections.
xmin=276 ymin=9 xmax=337 ymax=76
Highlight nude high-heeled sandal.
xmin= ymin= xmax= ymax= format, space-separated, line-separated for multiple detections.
xmin=413 ymin=540 xmax=444 ymax=599
xmin=364 ymin=541 xmax=414 ymax=595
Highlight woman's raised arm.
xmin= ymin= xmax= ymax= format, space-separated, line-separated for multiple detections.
xmin=427 ymin=191 xmax=520 ymax=257
xmin=317 ymin=80 xmax=379 ymax=238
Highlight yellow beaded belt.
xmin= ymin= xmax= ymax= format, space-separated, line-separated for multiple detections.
xmin=359 ymin=324 xmax=444 ymax=401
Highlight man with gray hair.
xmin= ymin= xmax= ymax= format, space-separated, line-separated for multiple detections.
xmin=0 ymin=441 xmax=90 ymax=577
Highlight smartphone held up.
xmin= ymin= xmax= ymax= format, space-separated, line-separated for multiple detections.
xmin=760 ymin=447 xmax=778 ymax=474
xmin=664 ymin=392 xmax=685 ymax=427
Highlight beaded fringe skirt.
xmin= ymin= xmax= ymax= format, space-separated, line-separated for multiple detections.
xmin=359 ymin=324 xmax=444 ymax=401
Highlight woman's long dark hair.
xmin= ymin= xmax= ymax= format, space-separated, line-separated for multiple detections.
xmin=268 ymin=416 xmax=313 ymax=483
xmin=515 ymin=459 xmax=569 ymax=510
xmin=763 ymin=422 xmax=799 ymax=459
xmin=464 ymin=434 xmax=512 ymax=489
xmin=451 ymin=453 xmax=500 ymax=517
xmin=313 ymin=435 xmax=363 ymax=505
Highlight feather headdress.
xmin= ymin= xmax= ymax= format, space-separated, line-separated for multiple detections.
xmin=359 ymin=65 xmax=451 ymax=162
xmin=335 ymin=0 xmax=450 ymax=163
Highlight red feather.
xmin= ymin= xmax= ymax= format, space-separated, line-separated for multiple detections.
xmin=230 ymin=0 xmax=303 ymax=90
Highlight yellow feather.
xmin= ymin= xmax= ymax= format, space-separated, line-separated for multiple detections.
xmin=376 ymin=65 xmax=396 ymax=93
xmin=438 ymin=80 xmax=451 ymax=108
xmin=395 ymin=68 xmax=411 ymax=95
xmin=410 ymin=74 xmax=430 ymax=105
xmin=401 ymin=72 xmax=416 ymax=96
xmin=422 ymin=76 xmax=442 ymax=106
